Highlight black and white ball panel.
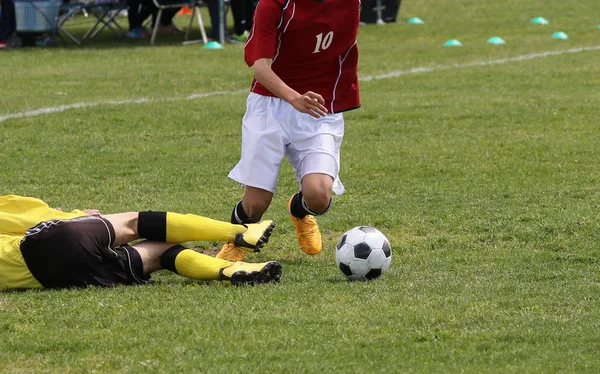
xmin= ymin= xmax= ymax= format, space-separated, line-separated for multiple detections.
xmin=353 ymin=242 xmax=371 ymax=259
xmin=339 ymin=262 xmax=353 ymax=277
xmin=336 ymin=233 xmax=347 ymax=250
xmin=335 ymin=226 xmax=392 ymax=281
xmin=382 ymin=240 xmax=391 ymax=258
xmin=358 ymin=226 xmax=377 ymax=233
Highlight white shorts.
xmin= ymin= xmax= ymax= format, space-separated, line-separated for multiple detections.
xmin=228 ymin=93 xmax=345 ymax=195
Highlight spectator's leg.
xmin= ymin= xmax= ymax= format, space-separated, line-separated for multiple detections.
xmin=245 ymin=0 xmax=256 ymax=31
xmin=139 ymin=0 xmax=157 ymax=28
xmin=160 ymin=8 xmax=180 ymax=26
xmin=205 ymin=0 xmax=227 ymax=40
xmin=0 ymin=0 xmax=17 ymax=40
xmin=127 ymin=0 xmax=143 ymax=30
xmin=230 ymin=0 xmax=245 ymax=36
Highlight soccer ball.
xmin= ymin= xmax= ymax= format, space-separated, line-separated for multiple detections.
xmin=335 ymin=226 xmax=392 ymax=281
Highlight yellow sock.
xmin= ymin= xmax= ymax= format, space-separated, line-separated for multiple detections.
xmin=173 ymin=249 xmax=232 ymax=281
xmin=165 ymin=212 xmax=246 ymax=243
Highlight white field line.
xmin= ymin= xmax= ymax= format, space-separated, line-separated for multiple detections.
xmin=360 ymin=45 xmax=600 ymax=81
xmin=1 ymin=45 xmax=599 ymax=124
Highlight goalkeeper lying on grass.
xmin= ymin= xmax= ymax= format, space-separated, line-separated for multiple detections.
xmin=0 ymin=195 xmax=281 ymax=290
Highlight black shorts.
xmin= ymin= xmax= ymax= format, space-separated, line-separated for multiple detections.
xmin=20 ymin=216 xmax=150 ymax=289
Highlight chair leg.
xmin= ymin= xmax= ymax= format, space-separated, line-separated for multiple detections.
xmin=195 ymin=6 xmax=208 ymax=44
xmin=92 ymin=6 xmax=126 ymax=39
xmin=58 ymin=7 xmax=82 ymax=45
xmin=185 ymin=7 xmax=195 ymax=41
xmin=107 ymin=6 xmax=127 ymax=35
xmin=53 ymin=30 xmax=70 ymax=47
xmin=59 ymin=27 xmax=82 ymax=45
xmin=151 ymin=9 xmax=163 ymax=45
xmin=83 ymin=6 xmax=110 ymax=39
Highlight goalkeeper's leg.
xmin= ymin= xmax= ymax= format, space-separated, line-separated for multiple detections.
xmin=216 ymin=189 xmax=273 ymax=261
xmin=102 ymin=211 xmax=274 ymax=251
xmin=132 ymin=241 xmax=282 ymax=285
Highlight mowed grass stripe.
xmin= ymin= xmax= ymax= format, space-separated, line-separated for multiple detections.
xmin=2 ymin=45 xmax=599 ymax=123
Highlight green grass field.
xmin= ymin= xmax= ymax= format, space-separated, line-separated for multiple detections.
xmin=1 ymin=0 xmax=600 ymax=372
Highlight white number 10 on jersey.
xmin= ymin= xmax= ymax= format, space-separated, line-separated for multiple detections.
xmin=313 ymin=31 xmax=334 ymax=53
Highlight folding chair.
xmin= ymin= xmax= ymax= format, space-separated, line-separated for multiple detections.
xmin=149 ymin=0 xmax=207 ymax=46
xmin=82 ymin=0 xmax=127 ymax=40
xmin=57 ymin=1 xmax=88 ymax=45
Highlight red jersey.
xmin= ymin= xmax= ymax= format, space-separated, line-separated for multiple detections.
xmin=245 ymin=0 xmax=361 ymax=113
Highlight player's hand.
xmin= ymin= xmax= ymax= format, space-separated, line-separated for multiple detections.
xmin=291 ymin=91 xmax=328 ymax=118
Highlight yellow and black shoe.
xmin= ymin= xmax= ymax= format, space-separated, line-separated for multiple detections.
xmin=288 ymin=196 xmax=322 ymax=255
xmin=219 ymin=261 xmax=282 ymax=286
xmin=234 ymin=220 xmax=276 ymax=252
xmin=216 ymin=242 xmax=247 ymax=262
xmin=217 ymin=220 xmax=275 ymax=261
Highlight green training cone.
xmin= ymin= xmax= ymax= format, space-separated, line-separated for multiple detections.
xmin=203 ymin=41 xmax=224 ymax=49
xmin=443 ymin=39 xmax=463 ymax=47
xmin=487 ymin=36 xmax=506 ymax=45
xmin=407 ymin=17 xmax=424 ymax=24
xmin=551 ymin=31 xmax=568 ymax=40
xmin=531 ymin=17 xmax=549 ymax=25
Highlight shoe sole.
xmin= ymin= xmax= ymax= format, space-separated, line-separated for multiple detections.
xmin=255 ymin=221 xmax=276 ymax=251
xmin=237 ymin=221 xmax=276 ymax=253
xmin=230 ymin=261 xmax=282 ymax=286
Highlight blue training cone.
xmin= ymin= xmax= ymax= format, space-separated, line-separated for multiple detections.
xmin=443 ymin=39 xmax=463 ymax=47
xmin=487 ymin=36 xmax=506 ymax=45
xmin=531 ymin=17 xmax=549 ymax=25
xmin=407 ymin=17 xmax=424 ymax=24
xmin=203 ymin=41 xmax=224 ymax=49
xmin=551 ymin=31 xmax=568 ymax=40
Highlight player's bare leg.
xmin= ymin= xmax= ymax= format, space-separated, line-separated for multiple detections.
xmin=217 ymin=187 xmax=274 ymax=261
xmin=288 ymin=173 xmax=333 ymax=255
xmin=101 ymin=212 xmax=140 ymax=245
xmin=300 ymin=173 xmax=333 ymax=213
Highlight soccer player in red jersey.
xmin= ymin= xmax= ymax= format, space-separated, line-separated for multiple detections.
xmin=218 ymin=0 xmax=361 ymax=261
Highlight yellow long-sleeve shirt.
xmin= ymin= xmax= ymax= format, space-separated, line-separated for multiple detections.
xmin=0 ymin=195 xmax=88 ymax=289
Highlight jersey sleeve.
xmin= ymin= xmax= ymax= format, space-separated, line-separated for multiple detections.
xmin=244 ymin=0 xmax=282 ymax=67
